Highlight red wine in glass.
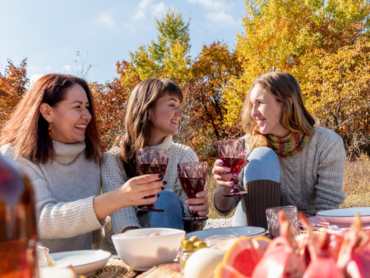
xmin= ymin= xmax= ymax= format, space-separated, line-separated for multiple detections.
xmin=137 ymin=148 xmax=169 ymax=212
xmin=216 ymin=139 xmax=249 ymax=197
xmin=178 ymin=162 xmax=209 ymax=222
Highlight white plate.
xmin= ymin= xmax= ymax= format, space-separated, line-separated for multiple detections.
xmin=186 ymin=226 xmax=266 ymax=240
xmin=50 ymin=250 xmax=111 ymax=276
xmin=316 ymin=207 xmax=370 ymax=225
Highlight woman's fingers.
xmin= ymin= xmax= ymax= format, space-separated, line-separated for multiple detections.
xmin=186 ymin=196 xmax=207 ymax=206
xmin=197 ymin=208 xmax=209 ymax=216
xmin=212 ymin=166 xmax=232 ymax=175
xmin=214 ymin=173 xmax=234 ymax=181
xmin=135 ymin=180 xmax=164 ymax=192
xmin=138 ymin=186 xmax=163 ymax=199
xmin=214 ymin=159 xmax=224 ymax=167
xmin=217 ymin=180 xmax=235 ymax=188
xmin=130 ymin=174 xmax=162 ymax=185
xmin=190 ymin=204 xmax=208 ymax=213
xmin=138 ymin=195 xmax=159 ymax=206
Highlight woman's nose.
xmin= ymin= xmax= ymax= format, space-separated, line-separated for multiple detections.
xmin=82 ymin=109 xmax=92 ymax=120
xmin=251 ymin=106 xmax=259 ymax=117
xmin=176 ymin=107 xmax=184 ymax=117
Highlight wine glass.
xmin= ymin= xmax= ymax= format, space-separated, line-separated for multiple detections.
xmin=177 ymin=162 xmax=209 ymax=222
xmin=216 ymin=138 xmax=248 ymax=197
xmin=137 ymin=148 xmax=169 ymax=212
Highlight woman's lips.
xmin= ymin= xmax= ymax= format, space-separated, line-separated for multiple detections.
xmin=74 ymin=125 xmax=87 ymax=132
xmin=256 ymin=119 xmax=265 ymax=125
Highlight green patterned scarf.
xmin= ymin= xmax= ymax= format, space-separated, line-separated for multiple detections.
xmin=268 ymin=132 xmax=310 ymax=158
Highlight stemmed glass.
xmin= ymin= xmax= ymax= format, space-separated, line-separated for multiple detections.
xmin=137 ymin=148 xmax=169 ymax=212
xmin=177 ymin=162 xmax=209 ymax=222
xmin=216 ymin=138 xmax=248 ymax=197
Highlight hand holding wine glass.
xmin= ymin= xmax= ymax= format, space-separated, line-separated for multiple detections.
xmin=178 ymin=162 xmax=209 ymax=222
xmin=137 ymin=148 xmax=169 ymax=212
xmin=215 ymin=138 xmax=249 ymax=197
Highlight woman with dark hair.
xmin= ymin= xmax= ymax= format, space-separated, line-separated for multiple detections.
xmin=101 ymin=78 xmax=209 ymax=250
xmin=212 ymin=72 xmax=346 ymax=226
xmin=0 ymin=74 xmax=164 ymax=253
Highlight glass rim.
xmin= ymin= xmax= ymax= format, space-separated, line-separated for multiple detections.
xmin=266 ymin=205 xmax=297 ymax=212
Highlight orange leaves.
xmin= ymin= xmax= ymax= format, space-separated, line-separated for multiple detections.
xmin=0 ymin=59 xmax=29 ymax=127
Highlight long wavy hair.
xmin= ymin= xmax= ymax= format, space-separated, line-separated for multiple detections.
xmin=242 ymin=72 xmax=317 ymax=151
xmin=115 ymin=78 xmax=183 ymax=179
xmin=0 ymin=74 xmax=103 ymax=163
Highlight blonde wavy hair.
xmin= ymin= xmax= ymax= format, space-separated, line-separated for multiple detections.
xmin=242 ymin=72 xmax=316 ymax=152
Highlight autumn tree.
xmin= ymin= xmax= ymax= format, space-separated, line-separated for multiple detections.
xmin=0 ymin=59 xmax=29 ymax=126
xmin=121 ymin=8 xmax=192 ymax=88
xmin=179 ymin=42 xmax=242 ymax=161
xmin=223 ymin=0 xmax=370 ymax=126
xmin=302 ymin=39 xmax=370 ymax=136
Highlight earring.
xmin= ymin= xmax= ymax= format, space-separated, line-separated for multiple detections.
xmin=48 ymin=123 xmax=53 ymax=136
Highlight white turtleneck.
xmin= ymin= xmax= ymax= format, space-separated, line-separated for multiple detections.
xmin=0 ymin=141 xmax=104 ymax=253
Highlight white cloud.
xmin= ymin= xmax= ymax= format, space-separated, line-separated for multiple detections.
xmin=98 ymin=13 xmax=116 ymax=28
xmin=187 ymin=0 xmax=229 ymax=11
xmin=134 ymin=0 xmax=152 ymax=20
xmin=133 ymin=0 xmax=167 ymax=20
xmin=44 ymin=66 xmax=52 ymax=70
xmin=205 ymin=11 xmax=237 ymax=26
xmin=63 ymin=65 xmax=73 ymax=72
xmin=30 ymin=74 xmax=43 ymax=84
xmin=152 ymin=2 xmax=166 ymax=17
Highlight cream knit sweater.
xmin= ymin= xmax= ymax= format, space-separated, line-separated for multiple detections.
xmin=101 ymin=136 xmax=198 ymax=237
xmin=213 ymin=127 xmax=347 ymax=217
xmin=0 ymin=141 xmax=104 ymax=253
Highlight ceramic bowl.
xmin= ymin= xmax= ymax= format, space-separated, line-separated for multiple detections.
xmin=112 ymin=228 xmax=185 ymax=271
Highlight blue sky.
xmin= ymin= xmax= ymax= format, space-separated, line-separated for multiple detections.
xmin=0 ymin=0 xmax=245 ymax=84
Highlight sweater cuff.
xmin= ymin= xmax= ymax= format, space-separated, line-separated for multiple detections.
xmin=111 ymin=207 xmax=141 ymax=234
xmin=212 ymin=186 xmax=240 ymax=217
xmin=83 ymin=196 xmax=106 ymax=230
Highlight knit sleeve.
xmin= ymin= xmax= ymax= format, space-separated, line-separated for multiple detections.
xmin=101 ymin=151 xmax=141 ymax=234
xmin=0 ymin=145 xmax=104 ymax=239
xmin=314 ymin=132 xmax=347 ymax=213
xmin=175 ymin=146 xmax=199 ymax=217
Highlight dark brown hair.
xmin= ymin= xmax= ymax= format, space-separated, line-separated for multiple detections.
xmin=0 ymin=74 xmax=103 ymax=163
xmin=242 ymin=72 xmax=317 ymax=150
xmin=115 ymin=78 xmax=183 ymax=179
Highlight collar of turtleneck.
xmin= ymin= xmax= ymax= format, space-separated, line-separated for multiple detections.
xmin=52 ymin=140 xmax=86 ymax=164
xmin=146 ymin=136 xmax=173 ymax=151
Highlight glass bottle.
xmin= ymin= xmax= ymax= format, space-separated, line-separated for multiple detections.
xmin=0 ymin=155 xmax=38 ymax=278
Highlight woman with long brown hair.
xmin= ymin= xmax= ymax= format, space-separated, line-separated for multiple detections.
xmin=101 ymin=78 xmax=208 ymax=244
xmin=212 ymin=72 xmax=346 ymax=226
xmin=0 ymin=74 xmax=164 ymax=253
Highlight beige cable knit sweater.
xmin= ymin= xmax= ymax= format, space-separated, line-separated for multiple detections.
xmin=0 ymin=141 xmax=104 ymax=253
xmin=213 ymin=127 xmax=347 ymax=217
xmin=100 ymin=136 xmax=198 ymax=251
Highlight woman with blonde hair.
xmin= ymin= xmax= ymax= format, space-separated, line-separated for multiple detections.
xmin=212 ymin=72 xmax=346 ymax=226
xmin=101 ymin=78 xmax=208 ymax=245
xmin=0 ymin=74 xmax=164 ymax=252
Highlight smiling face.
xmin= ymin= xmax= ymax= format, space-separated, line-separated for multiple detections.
xmin=249 ymin=84 xmax=289 ymax=137
xmin=41 ymin=84 xmax=92 ymax=144
xmin=148 ymin=93 xmax=184 ymax=141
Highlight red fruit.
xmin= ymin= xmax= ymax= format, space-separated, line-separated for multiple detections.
xmin=214 ymin=263 xmax=248 ymax=278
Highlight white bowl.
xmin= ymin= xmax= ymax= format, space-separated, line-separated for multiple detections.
xmin=112 ymin=228 xmax=185 ymax=271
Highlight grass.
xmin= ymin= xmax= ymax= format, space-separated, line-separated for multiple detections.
xmin=342 ymin=154 xmax=370 ymax=208
xmin=207 ymin=154 xmax=370 ymax=219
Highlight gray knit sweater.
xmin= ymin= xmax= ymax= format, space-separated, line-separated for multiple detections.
xmin=0 ymin=141 xmax=104 ymax=253
xmin=213 ymin=127 xmax=347 ymax=217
